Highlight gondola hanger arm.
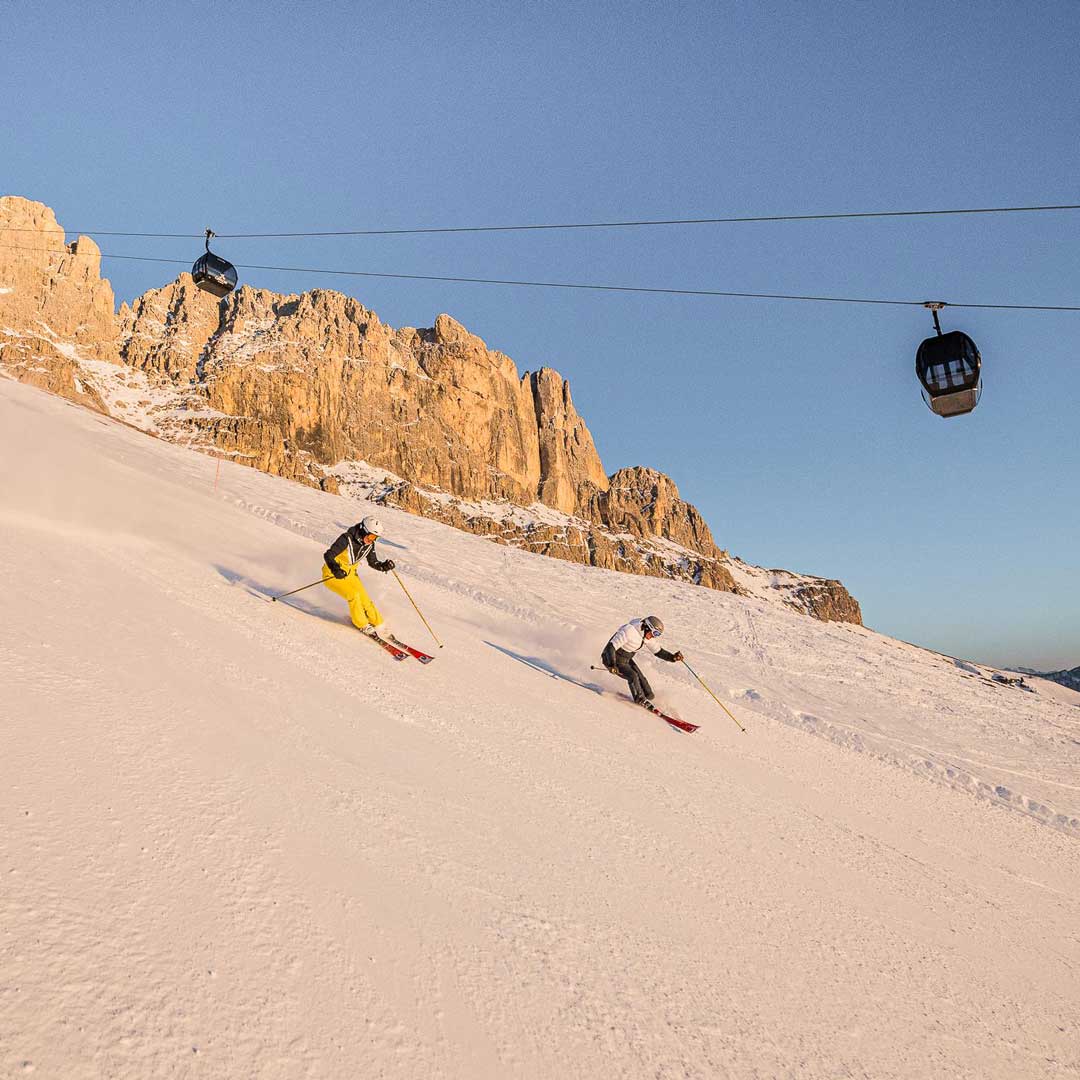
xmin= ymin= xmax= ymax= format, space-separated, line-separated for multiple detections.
xmin=923 ymin=299 xmax=947 ymax=335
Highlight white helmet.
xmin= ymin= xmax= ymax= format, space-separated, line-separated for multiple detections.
xmin=360 ymin=515 xmax=384 ymax=536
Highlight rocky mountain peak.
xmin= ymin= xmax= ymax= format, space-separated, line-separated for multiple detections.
xmin=0 ymin=196 xmax=118 ymax=408
xmin=584 ymin=466 xmax=718 ymax=553
xmin=431 ymin=312 xmax=484 ymax=349
xmin=0 ymin=195 xmax=862 ymax=622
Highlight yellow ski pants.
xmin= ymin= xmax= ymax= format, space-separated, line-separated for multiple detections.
xmin=322 ymin=562 xmax=383 ymax=629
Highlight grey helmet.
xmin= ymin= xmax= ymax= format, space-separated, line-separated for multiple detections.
xmin=360 ymin=515 xmax=384 ymax=536
xmin=642 ymin=615 xmax=664 ymax=636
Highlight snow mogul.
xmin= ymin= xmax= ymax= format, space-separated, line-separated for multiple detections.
xmin=322 ymin=516 xmax=396 ymax=634
xmin=601 ymin=616 xmax=684 ymax=707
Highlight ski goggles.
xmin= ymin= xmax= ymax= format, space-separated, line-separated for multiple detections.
xmin=645 ymin=625 xmax=663 ymax=637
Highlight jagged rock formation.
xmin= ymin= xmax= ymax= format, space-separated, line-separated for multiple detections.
xmin=0 ymin=197 xmax=115 ymax=411
xmin=0 ymin=195 xmax=861 ymax=621
xmin=118 ymin=275 xmax=222 ymax=381
xmin=116 ymin=279 xmax=611 ymax=504
xmin=725 ymin=560 xmax=862 ymax=624
xmin=335 ymin=463 xmax=734 ymax=591
xmin=581 ymin=467 xmax=717 ymax=550
xmin=783 ymin=577 xmax=863 ymax=623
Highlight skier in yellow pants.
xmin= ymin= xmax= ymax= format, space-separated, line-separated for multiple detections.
xmin=322 ymin=515 xmax=396 ymax=632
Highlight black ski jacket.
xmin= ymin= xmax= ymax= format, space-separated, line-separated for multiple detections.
xmin=323 ymin=525 xmax=394 ymax=577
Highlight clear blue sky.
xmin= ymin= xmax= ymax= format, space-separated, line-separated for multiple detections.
xmin=3 ymin=1 xmax=1078 ymax=669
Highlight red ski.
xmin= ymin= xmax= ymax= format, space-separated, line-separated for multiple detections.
xmin=641 ymin=701 xmax=699 ymax=734
xmin=387 ymin=635 xmax=435 ymax=664
xmin=361 ymin=629 xmax=409 ymax=661
xmin=587 ymin=666 xmax=700 ymax=734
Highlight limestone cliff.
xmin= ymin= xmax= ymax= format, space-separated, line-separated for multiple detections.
xmin=339 ymin=465 xmax=733 ymax=593
xmin=0 ymin=197 xmax=116 ymax=411
xmin=0 ymin=195 xmax=861 ymax=622
xmin=726 ymin=560 xmax=862 ymax=625
xmin=116 ymin=280 xmax=610 ymax=504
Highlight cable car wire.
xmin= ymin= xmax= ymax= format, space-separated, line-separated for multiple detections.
xmin=1 ymin=241 xmax=1078 ymax=311
xmin=0 ymin=202 xmax=1079 ymax=239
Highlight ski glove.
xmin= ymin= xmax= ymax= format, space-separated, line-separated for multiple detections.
xmin=329 ymin=562 xmax=348 ymax=580
xmin=378 ymin=559 xmax=396 ymax=572
xmin=672 ymin=651 xmax=684 ymax=663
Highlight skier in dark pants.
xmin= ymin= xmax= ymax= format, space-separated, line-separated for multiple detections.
xmin=601 ymin=616 xmax=684 ymax=706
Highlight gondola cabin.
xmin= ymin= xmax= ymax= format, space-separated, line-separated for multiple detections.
xmin=191 ymin=229 xmax=237 ymax=298
xmin=915 ymin=307 xmax=981 ymax=418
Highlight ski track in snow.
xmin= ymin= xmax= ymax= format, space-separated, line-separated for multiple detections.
xmin=2 ymin=376 xmax=1080 ymax=1079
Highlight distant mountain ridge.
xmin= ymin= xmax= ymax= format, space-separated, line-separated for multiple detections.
xmin=0 ymin=195 xmax=860 ymax=622
xmin=1019 ymin=666 xmax=1080 ymax=692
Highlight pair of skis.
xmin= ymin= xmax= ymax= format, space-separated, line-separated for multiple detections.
xmin=361 ymin=629 xmax=434 ymax=664
xmin=586 ymin=665 xmax=699 ymax=734
xmin=638 ymin=701 xmax=699 ymax=735
xmin=258 ymin=588 xmax=435 ymax=664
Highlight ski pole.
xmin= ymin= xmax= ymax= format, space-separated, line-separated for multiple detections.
xmin=682 ymin=659 xmax=747 ymax=733
xmin=271 ymin=576 xmax=330 ymax=601
xmin=392 ymin=569 xmax=443 ymax=648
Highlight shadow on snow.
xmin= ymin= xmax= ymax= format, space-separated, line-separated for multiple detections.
xmin=483 ymin=640 xmax=607 ymax=695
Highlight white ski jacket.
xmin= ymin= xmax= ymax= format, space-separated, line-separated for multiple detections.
xmin=607 ymin=619 xmax=663 ymax=656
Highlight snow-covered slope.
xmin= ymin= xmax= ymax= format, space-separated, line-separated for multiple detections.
xmin=2 ymin=375 xmax=1078 ymax=1079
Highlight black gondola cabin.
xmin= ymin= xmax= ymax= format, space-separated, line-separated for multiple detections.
xmin=915 ymin=307 xmax=981 ymax=418
xmin=191 ymin=229 xmax=237 ymax=298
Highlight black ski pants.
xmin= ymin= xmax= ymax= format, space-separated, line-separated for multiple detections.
xmin=601 ymin=643 xmax=654 ymax=704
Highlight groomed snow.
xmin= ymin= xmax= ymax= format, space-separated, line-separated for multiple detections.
xmin=2 ymin=375 xmax=1078 ymax=1079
